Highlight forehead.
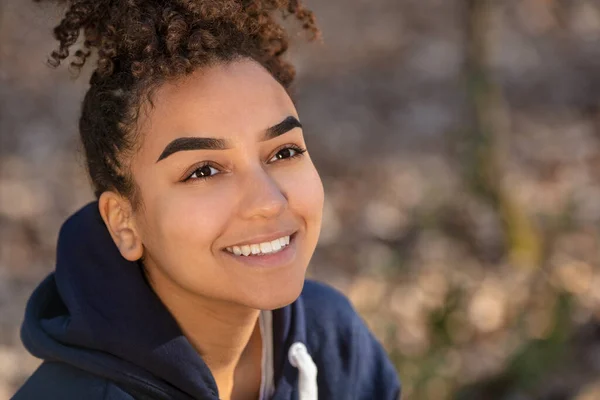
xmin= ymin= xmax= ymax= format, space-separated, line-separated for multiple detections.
xmin=137 ymin=59 xmax=297 ymax=148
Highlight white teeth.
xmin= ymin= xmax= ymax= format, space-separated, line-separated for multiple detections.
xmin=241 ymin=245 xmax=251 ymax=256
xmin=226 ymin=235 xmax=292 ymax=256
xmin=260 ymin=242 xmax=273 ymax=253
xmin=271 ymin=239 xmax=281 ymax=251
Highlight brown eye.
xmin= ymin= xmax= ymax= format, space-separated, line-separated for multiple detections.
xmin=187 ymin=164 xmax=220 ymax=181
xmin=276 ymin=148 xmax=294 ymax=159
xmin=268 ymin=145 xmax=307 ymax=163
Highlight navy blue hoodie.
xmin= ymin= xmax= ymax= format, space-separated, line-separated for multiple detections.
xmin=12 ymin=202 xmax=401 ymax=400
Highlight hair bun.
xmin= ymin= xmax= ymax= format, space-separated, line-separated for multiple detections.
xmin=37 ymin=0 xmax=320 ymax=86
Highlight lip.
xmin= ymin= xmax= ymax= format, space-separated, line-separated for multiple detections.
xmin=223 ymin=229 xmax=298 ymax=249
xmin=222 ymin=232 xmax=298 ymax=268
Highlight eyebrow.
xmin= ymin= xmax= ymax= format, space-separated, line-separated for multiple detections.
xmin=156 ymin=116 xmax=302 ymax=162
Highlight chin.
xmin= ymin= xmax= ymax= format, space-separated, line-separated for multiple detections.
xmin=241 ymin=273 xmax=306 ymax=311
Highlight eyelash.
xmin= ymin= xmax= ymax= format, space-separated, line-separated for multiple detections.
xmin=182 ymin=144 xmax=307 ymax=183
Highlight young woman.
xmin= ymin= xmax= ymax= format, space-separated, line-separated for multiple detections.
xmin=13 ymin=1 xmax=401 ymax=399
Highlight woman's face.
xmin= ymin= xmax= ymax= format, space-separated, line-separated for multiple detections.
xmin=128 ymin=59 xmax=324 ymax=310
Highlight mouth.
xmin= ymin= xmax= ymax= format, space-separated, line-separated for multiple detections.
xmin=221 ymin=232 xmax=298 ymax=268
xmin=223 ymin=232 xmax=297 ymax=257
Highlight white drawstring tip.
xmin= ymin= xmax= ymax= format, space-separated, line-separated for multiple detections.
xmin=288 ymin=342 xmax=318 ymax=400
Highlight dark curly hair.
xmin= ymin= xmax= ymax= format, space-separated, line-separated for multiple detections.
xmin=36 ymin=0 xmax=319 ymax=207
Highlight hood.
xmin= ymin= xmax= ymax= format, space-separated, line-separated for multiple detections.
xmin=20 ymin=201 xmax=308 ymax=400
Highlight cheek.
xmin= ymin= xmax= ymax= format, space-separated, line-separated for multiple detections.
xmin=151 ymin=185 xmax=236 ymax=257
xmin=281 ymin=161 xmax=324 ymax=229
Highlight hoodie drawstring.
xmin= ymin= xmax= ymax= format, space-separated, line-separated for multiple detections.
xmin=288 ymin=342 xmax=318 ymax=400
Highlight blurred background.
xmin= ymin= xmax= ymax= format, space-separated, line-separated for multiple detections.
xmin=3 ymin=0 xmax=600 ymax=399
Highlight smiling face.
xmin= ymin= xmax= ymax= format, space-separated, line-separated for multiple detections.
xmin=121 ymin=59 xmax=324 ymax=310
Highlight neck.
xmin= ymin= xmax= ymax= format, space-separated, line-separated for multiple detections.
xmin=146 ymin=267 xmax=262 ymax=400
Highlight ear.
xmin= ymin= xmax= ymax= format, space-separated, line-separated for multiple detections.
xmin=98 ymin=191 xmax=144 ymax=261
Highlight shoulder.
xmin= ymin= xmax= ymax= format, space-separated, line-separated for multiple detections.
xmin=299 ymin=279 xmax=367 ymax=354
xmin=299 ymin=280 xmax=401 ymax=400
xmin=12 ymin=362 xmax=134 ymax=400
xmin=300 ymin=280 xmax=362 ymax=337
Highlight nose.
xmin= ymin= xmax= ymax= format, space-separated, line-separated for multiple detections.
xmin=238 ymin=166 xmax=288 ymax=220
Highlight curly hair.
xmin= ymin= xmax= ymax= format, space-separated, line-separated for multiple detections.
xmin=36 ymin=0 xmax=320 ymax=206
